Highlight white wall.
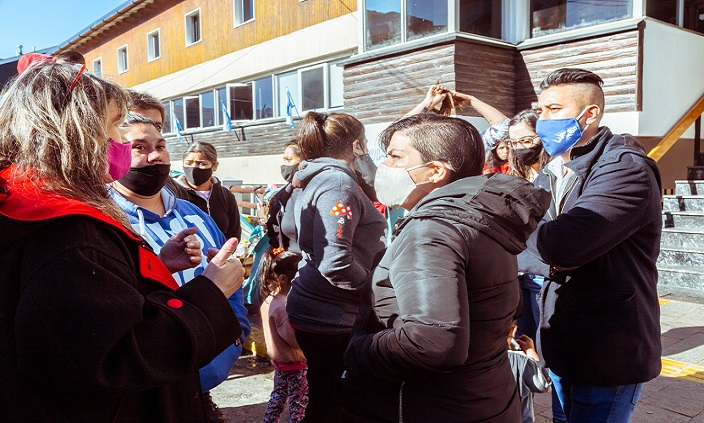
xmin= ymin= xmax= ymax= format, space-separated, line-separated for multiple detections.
xmin=640 ymin=18 xmax=704 ymax=137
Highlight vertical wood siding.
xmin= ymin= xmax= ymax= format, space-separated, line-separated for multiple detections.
xmin=77 ymin=0 xmax=354 ymax=87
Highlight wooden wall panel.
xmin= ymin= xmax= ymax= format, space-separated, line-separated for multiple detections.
xmin=165 ymin=120 xmax=300 ymax=159
xmin=515 ymin=29 xmax=641 ymax=113
xmin=344 ymin=39 xmax=515 ymax=125
xmin=75 ymin=0 xmax=354 ymax=87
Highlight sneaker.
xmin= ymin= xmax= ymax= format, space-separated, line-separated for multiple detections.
xmin=203 ymin=391 xmax=227 ymax=423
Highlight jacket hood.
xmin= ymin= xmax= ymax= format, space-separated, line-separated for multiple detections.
xmin=398 ymin=173 xmax=551 ymax=254
xmin=292 ymin=157 xmax=357 ymax=189
xmin=176 ymin=174 xmax=223 ymax=190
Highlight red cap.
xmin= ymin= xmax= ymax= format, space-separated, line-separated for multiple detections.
xmin=17 ymin=53 xmax=56 ymax=74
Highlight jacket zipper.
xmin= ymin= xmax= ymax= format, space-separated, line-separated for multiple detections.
xmin=398 ymin=381 xmax=405 ymax=423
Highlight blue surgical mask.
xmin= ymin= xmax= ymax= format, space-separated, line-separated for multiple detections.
xmin=536 ymin=108 xmax=589 ymax=156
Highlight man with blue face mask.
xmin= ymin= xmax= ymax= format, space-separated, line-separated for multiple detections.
xmin=518 ymin=68 xmax=662 ymax=423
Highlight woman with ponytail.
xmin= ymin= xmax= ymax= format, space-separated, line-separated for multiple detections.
xmin=282 ymin=112 xmax=386 ymax=421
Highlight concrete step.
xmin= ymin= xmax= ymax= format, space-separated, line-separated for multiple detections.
xmin=658 ymin=248 xmax=704 ymax=267
xmin=658 ymin=265 xmax=704 ymax=292
xmin=675 ymin=180 xmax=704 ymax=196
xmin=662 ymin=211 xmax=704 ymax=229
xmin=661 ymin=228 xmax=704 ymax=250
xmin=662 ymin=195 xmax=704 ymax=212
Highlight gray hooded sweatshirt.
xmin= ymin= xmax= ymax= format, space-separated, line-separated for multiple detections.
xmin=284 ymin=158 xmax=387 ymax=333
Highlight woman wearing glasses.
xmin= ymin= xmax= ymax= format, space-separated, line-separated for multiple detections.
xmin=0 ymin=60 xmax=244 ymax=422
xmin=177 ymin=141 xmax=242 ymax=241
xmin=506 ymin=109 xmax=551 ymax=182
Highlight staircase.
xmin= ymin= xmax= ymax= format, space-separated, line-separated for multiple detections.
xmin=659 ymin=180 xmax=704 ymax=293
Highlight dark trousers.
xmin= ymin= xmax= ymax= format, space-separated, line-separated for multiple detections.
xmin=294 ymin=330 xmax=350 ymax=423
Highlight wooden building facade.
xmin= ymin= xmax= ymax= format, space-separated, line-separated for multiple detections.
xmin=51 ymin=0 xmax=704 ymax=189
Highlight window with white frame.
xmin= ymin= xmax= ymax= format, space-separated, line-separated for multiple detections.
xmin=531 ymin=0 xmax=632 ymax=38
xmin=364 ymin=0 xmax=448 ymax=51
xmin=254 ymin=76 xmax=274 ymax=119
xmin=459 ymin=0 xmax=502 ymax=39
xmin=185 ymin=96 xmax=201 ymax=129
xmin=201 ymin=91 xmax=216 ymax=127
xmin=229 ymin=83 xmax=254 ymax=120
xmin=234 ymin=0 xmax=254 ymax=26
xmin=172 ymin=98 xmax=184 ymax=132
xmin=277 ymin=71 xmax=299 ymax=118
xmin=301 ymin=66 xmax=325 ymax=111
xmin=328 ymin=63 xmax=344 ymax=109
xmin=186 ymin=9 xmax=202 ymax=45
xmin=217 ymin=87 xmax=227 ymax=124
xmin=162 ymin=102 xmax=172 ymax=133
xmin=92 ymin=58 xmax=102 ymax=77
xmin=117 ymin=45 xmax=128 ymax=73
xmin=147 ymin=29 xmax=161 ymax=61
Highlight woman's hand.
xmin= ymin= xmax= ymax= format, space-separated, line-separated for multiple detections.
xmin=202 ymin=238 xmax=245 ymax=298
xmin=159 ymin=227 xmax=202 ymax=273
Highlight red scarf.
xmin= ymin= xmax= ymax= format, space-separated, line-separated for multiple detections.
xmin=0 ymin=165 xmax=178 ymax=290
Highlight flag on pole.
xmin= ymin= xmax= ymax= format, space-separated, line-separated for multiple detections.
xmin=220 ymin=100 xmax=232 ymax=132
xmin=171 ymin=110 xmax=184 ymax=141
xmin=286 ymin=89 xmax=295 ymax=129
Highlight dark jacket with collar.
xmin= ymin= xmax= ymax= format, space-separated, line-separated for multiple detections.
xmin=518 ymin=126 xmax=662 ymax=385
xmin=344 ymin=173 xmax=550 ymax=423
xmin=175 ymin=176 xmax=241 ymax=241
xmin=0 ymin=166 xmax=242 ymax=422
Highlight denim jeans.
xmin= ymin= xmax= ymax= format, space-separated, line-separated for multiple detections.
xmin=516 ymin=274 xmax=543 ymax=339
xmin=549 ymin=370 xmax=567 ymax=422
xmin=552 ymin=371 xmax=643 ymax=423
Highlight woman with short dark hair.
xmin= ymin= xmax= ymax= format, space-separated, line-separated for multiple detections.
xmin=343 ymin=113 xmax=550 ymax=422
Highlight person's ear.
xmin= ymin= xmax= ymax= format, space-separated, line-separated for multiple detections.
xmin=212 ymin=161 xmax=219 ymax=172
xmin=428 ymin=161 xmax=452 ymax=185
xmin=584 ymin=104 xmax=601 ymax=125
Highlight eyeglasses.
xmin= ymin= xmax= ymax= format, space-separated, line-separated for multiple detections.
xmin=183 ymin=159 xmax=212 ymax=169
xmin=507 ymin=135 xmax=540 ymax=149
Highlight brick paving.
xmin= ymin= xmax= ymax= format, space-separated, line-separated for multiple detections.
xmin=212 ymin=290 xmax=704 ymax=422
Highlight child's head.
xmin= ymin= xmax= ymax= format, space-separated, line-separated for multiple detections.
xmin=259 ymin=247 xmax=302 ymax=298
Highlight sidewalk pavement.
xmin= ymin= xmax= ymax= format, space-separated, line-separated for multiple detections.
xmin=213 ymin=290 xmax=704 ymax=422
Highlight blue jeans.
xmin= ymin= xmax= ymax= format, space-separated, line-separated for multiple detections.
xmin=549 ymin=370 xmax=567 ymax=422
xmin=516 ymin=274 xmax=543 ymax=339
xmin=552 ymin=371 xmax=643 ymax=423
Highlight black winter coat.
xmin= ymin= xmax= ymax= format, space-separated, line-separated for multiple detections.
xmin=0 ymin=168 xmax=242 ymax=422
xmin=518 ymin=127 xmax=662 ymax=385
xmin=344 ymin=173 xmax=550 ymax=422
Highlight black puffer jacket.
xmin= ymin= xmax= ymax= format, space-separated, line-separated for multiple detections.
xmin=344 ymin=173 xmax=550 ymax=423
xmin=518 ymin=127 xmax=662 ymax=385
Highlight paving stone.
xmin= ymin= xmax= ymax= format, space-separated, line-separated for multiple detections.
xmin=662 ymin=333 xmax=704 ymax=365
xmin=641 ymin=377 xmax=704 ymax=417
xmin=632 ymin=402 xmax=692 ymax=422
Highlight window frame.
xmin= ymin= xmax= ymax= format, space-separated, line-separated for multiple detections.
xmin=200 ymin=90 xmax=217 ymax=128
xmin=233 ymin=0 xmax=255 ymax=27
xmin=184 ymin=95 xmax=201 ymax=130
xmin=362 ymin=0 xmax=453 ymax=52
xmin=529 ymin=0 xmax=635 ymax=39
xmin=185 ymin=8 xmax=203 ymax=47
xmin=147 ymin=28 xmax=161 ymax=62
xmin=117 ymin=45 xmax=129 ymax=74
xmin=92 ymin=57 xmax=102 ymax=77
xmin=298 ymin=63 xmax=328 ymax=112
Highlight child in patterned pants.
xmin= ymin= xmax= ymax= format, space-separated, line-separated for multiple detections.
xmin=260 ymin=247 xmax=308 ymax=423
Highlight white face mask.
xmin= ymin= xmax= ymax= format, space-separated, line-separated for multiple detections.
xmin=374 ymin=162 xmax=431 ymax=209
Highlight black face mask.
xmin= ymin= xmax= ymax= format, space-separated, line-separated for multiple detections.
xmin=184 ymin=166 xmax=213 ymax=187
xmin=513 ymin=144 xmax=544 ymax=166
xmin=280 ymin=164 xmax=298 ymax=183
xmin=118 ymin=164 xmax=171 ymax=196
xmin=354 ymin=154 xmax=377 ymax=187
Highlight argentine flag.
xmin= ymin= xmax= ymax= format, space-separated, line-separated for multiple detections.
xmin=220 ymin=100 xmax=233 ymax=132
xmin=171 ymin=110 xmax=184 ymax=141
xmin=286 ymin=89 xmax=295 ymax=129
